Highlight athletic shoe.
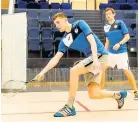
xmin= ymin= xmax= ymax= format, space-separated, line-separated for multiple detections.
xmin=115 ymin=91 xmax=127 ymax=109
xmin=134 ymin=91 xmax=138 ymax=100
xmin=54 ymin=104 xmax=76 ymax=117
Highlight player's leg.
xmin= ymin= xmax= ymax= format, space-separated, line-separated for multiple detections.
xmin=123 ymin=69 xmax=138 ymax=99
xmin=69 ymin=61 xmax=89 ymax=100
xmin=87 ymin=72 xmax=127 ymax=109
xmin=86 ymin=55 xmax=127 ymax=109
xmin=54 ymin=60 xmax=89 ymax=117
xmin=100 ymin=53 xmax=117 ymax=89
xmin=100 ymin=66 xmax=108 ymax=90
xmin=117 ymin=52 xmax=138 ymax=99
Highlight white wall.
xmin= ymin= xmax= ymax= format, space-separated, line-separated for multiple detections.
xmin=2 ymin=13 xmax=27 ymax=85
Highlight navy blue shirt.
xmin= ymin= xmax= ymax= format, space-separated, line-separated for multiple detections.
xmin=58 ymin=20 xmax=108 ymax=57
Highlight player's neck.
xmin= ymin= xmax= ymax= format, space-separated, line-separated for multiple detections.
xmin=65 ymin=23 xmax=72 ymax=33
xmin=108 ymin=19 xmax=115 ymax=25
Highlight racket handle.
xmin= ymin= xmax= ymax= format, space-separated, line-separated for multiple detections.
xmin=25 ymin=79 xmax=37 ymax=84
xmin=30 ymin=79 xmax=37 ymax=82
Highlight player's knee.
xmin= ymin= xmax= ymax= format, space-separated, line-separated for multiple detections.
xmin=70 ymin=68 xmax=75 ymax=73
xmin=123 ymin=69 xmax=131 ymax=74
xmin=70 ymin=68 xmax=78 ymax=75
xmin=88 ymin=91 xmax=101 ymax=99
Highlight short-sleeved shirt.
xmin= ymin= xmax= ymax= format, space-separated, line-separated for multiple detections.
xmin=104 ymin=20 xmax=129 ymax=54
xmin=58 ymin=20 xmax=108 ymax=57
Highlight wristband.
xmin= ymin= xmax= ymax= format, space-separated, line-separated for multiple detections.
xmin=119 ymin=42 xmax=123 ymax=46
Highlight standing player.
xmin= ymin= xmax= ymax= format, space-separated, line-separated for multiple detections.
xmin=34 ymin=13 xmax=127 ymax=117
xmin=101 ymin=7 xmax=138 ymax=99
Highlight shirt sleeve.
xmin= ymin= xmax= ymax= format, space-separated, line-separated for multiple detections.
xmin=105 ymin=33 xmax=108 ymax=37
xmin=121 ymin=21 xmax=129 ymax=35
xmin=58 ymin=40 xmax=67 ymax=53
xmin=79 ymin=20 xmax=93 ymax=37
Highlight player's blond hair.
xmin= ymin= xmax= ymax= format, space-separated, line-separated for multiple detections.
xmin=105 ymin=7 xmax=116 ymax=14
xmin=52 ymin=12 xmax=67 ymax=21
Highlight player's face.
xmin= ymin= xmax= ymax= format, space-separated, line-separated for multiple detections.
xmin=105 ymin=10 xmax=115 ymax=21
xmin=54 ymin=17 xmax=67 ymax=32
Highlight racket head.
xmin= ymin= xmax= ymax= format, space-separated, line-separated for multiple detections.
xmin=2 ymin=80 xmax=27 ymax=98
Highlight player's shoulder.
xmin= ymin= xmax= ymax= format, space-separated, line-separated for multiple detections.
xmin=115 ymin=20 xmax=124 ymax=24
xmin=72 ymin=20 xmax=87 ymax=28
xmin=72 ymin=20 xmax=86 ymax=25
xmin=72 ymin=20 xmax=79 ymax=26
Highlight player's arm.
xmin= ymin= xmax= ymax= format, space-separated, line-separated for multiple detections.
xmin=79 ymin=20 xmax=99 ymax=61
xmin=113 ymin=33 xmax=130 ymax=51
xmin=118 ymin=33 xmax=130 ymax=45
xmin=34 ymin=40 xmax=67 ymax=81
xmin=113 ymin=21 xmax=130 ymax=50
xmin=118 ymin=21 xmax=130 ymax=45
xmin=87 ymin=34 xmax=98 ymax=62
xmin=33 ymin=52 xmax=63 ymax=81
xmin=37 ymin=52 xmax=63 ymax=76
xmin=79 ymin=20 xmax=101 ymax=69
xmin=105 ymin=37 xmax=110 ymax=50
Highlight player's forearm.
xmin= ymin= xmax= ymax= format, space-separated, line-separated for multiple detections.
xmin=39 ymin=57 xmax=60 ymax=75
xmin=105 ymin=42 xmax=109 ymax=50
xmin=88 ymin=35 xmax=98 ymax=61
xmin=91 ymin=44 xmax=98 ymax=62
xmin=119 ymin=34 xmax=130 ymax=45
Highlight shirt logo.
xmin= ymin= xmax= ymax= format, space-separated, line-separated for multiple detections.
xmin=74 ymin=28 xmax=78 ymax=33
xmin=104 ymin=25 xmax=111 ymax=32
xmin=114 ymin=25 xmax=117 ymax=28
xmin=63 ymin=33 xmax=73 ymax=47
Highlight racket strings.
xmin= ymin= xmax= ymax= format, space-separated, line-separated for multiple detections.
xmin=2 ymin=79 xmax=38 ymax=97
xmin=2 ymin=80 xmax=27 ymax=97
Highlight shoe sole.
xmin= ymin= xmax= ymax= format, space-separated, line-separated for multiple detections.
xmin=54 ymin=113 xmax=76 ymax=117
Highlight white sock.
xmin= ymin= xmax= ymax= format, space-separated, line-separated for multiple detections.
xmin=67 ymin=98 xmax=74 ymax=108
